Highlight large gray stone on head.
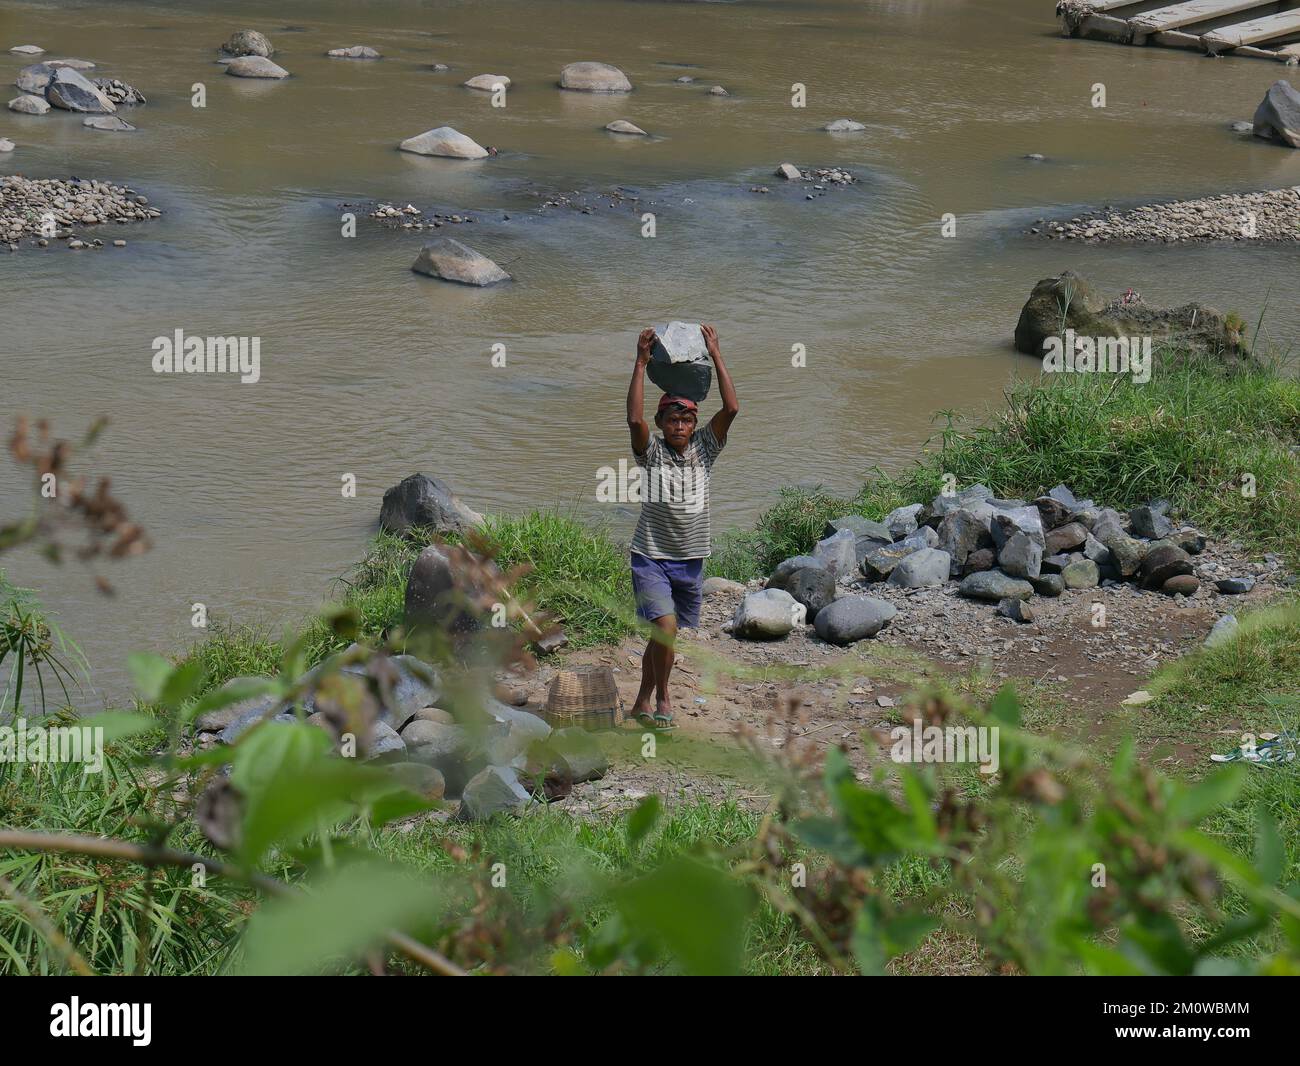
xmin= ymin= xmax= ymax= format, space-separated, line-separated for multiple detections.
xmin=45 ymin=67 xmax=115 ymax=113
xmin=733 ymin=588 xmax=800 ymax=640
xmin=559 ymin=61 xmax=633 ymax=92
xmin=398 ymin=125 xmax=488 ymax=159
xmin=224 ymin=56 xmax=290 ymax=78
xmin=411 ymin=237 xmax=510 ymax=286
xmin=380 ymin=473 xmax=483 ymax=536
xmin=221 ymin=29 xmax=274 ymax=57
xmin=1252 ymin=80 xmax=1300 ymax=149
xmin=812 ymin=595 xmax=896 ymax=644
xmin=648 ymin=321 xmax=711 ymax=402
xmin=886 ymin=547 xmax=952 ymax=588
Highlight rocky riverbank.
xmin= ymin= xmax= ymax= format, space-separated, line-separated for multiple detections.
xmin=1 ymin=175 xmax=158 ymax=250
xmin=1028 ymin=187 xmax=1300 ymax=243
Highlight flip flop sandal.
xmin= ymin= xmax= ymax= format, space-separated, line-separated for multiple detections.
xmin=636 ymin=711 xmax=677 ymax=731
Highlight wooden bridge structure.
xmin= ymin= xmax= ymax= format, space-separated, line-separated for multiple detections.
xmin=1058 ymin=0 xmax=1300 ymax=61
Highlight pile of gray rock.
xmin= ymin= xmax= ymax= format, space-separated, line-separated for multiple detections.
xmin=1 ymin=175 xmax=159 ymax=249
xmin=193 ymin=649 xmax=606 ymax=822
xmin=730 ymin=483 xmax=1248 ymax=645
xmin=1029 ymin=187 xmax=1300 ymax=243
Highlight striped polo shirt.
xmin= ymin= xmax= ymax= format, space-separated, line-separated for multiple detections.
xmin=630 ymin=423 xmax=725 ymax=560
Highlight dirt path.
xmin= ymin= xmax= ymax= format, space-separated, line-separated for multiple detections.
xmin=502 ymin=539 xmax=1288 ymax=816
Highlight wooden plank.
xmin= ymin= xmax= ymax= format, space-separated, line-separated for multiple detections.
xmin=1203 ymin=8 xmax=1300 ymax=47
xmin=1129 ymin=0 xmax=1273 ymax=33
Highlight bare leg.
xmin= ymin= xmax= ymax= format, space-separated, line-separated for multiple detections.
xmin=632 ymin=614 xmax=677 ymax=722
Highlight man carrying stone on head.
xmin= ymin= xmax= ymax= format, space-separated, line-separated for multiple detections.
xmin=625 ymin=324 xmax=739 ymax=730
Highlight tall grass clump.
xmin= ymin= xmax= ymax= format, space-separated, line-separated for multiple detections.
xmin=711 ymin=351 xmax=1300 ymax=580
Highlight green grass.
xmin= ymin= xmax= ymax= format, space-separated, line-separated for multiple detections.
xmin=1141 ymin=600 xmax=1300 ymax=959
xmin=709 ymin=352 xmax=1300 ymax=581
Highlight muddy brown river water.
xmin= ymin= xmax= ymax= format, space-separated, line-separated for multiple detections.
xmin=3 ymin=0 xmax=1299 ymax=699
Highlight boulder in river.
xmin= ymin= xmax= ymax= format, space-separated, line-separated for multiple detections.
xmin=823 ymin=118 xmax=865 ymax=132
xmin=327 ymin=45 xmax=381 ymax=59
xmin=381 ymin=473 xmax=484 ymax=536
xmin=9 ymin=45 xmax=45 ymax=55
xmin=221 ymin=30 xmax=274 ymax=57
xmin=1014 ymin=270 xmax=1242 ymax=362
xmin=775 ymin=163 xmax=802 ymax=180
xmin=399 ymin=125 xmax=489 ymax=159
xmin=605 ymin=119 xmax=647 ymax=135
xmin=813 ymin=595 xmax=896 ymax=644
xmin=559 ymin=61 xmax=633 ymax=92
xmin=45 ymin=68 xmax=116 ymax=113
xmin=8 ymin=94 xmax=50 ymax=114
xmin=16 ymin=64 xmax=55 ymax=93
xmin=463 ymin=74 xmax=510 ymax=91
xmin=1252 ymin=80 xmax=1300 ymax=149
xmin=0 ymin=138 xmax=15 ymax=152
xmin=411 ymin=237 xmax=510 ymax=286
xmin=225 ymin=56 xmax=290 ymax=79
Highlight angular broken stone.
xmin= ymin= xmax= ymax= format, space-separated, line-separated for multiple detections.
xmin=998 ymin=531 xmax=1042 ymax=579
xmin=647 ymin=320 xmax=712 ymax=401
xmin=997 ymin=597 xmax=1034 ymax=623
xmin=768 ymin=555 xmax=825 ymax=591
xmin=887 ymin=547 xmax=952 ymax=588
xmin=411 ymin=237 xmax=510 ymax=286
xmin=1061 ymin=558 xmax=1100 ymax=589
xmin=45 ymin=67 xmax=115 ymax=112
xmin=458 ymin=765 xmax=533 ymax=820
xmin=775 ymin=162 xmax=801 ymax=180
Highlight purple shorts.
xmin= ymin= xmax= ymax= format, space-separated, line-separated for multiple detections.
xmin=630 ymin=552 xmax=704 ymax=627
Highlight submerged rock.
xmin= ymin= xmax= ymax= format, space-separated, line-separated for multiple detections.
xmin=823 ymin=118 xmax=865 ymax=132
xmin=605 ymin=119 xmax=647 ymax=135
xmin=327 ymin=45 xmax=382 ymax=59
xmin=225 ymin=56 xmax=290 ymax=79
xmin=411 ymin=237 xmax=510 ymax=286
xmin=9 ymin=45 xmax=45 ymax=55
xmin=399 ymin=125 xmax=489 ymax=159
xmin=463 ymin=73 xmax=510 ymax=91
xmin=559 ymin=61 xmax=632 ymax=92
xmin=775 ymin=162 xmax=801 ymax=180
xmin=82 ymin=115 xmax=136 ymax=131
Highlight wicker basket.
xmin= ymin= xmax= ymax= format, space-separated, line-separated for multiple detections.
xmin=544 ymin=666 xmax=623 ymax=729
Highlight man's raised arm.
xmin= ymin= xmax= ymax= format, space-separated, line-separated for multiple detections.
xmin=702 ymin=324 xmax=739 ymax=445
xmin=627 ymin=327 xmax=655 ymax=456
